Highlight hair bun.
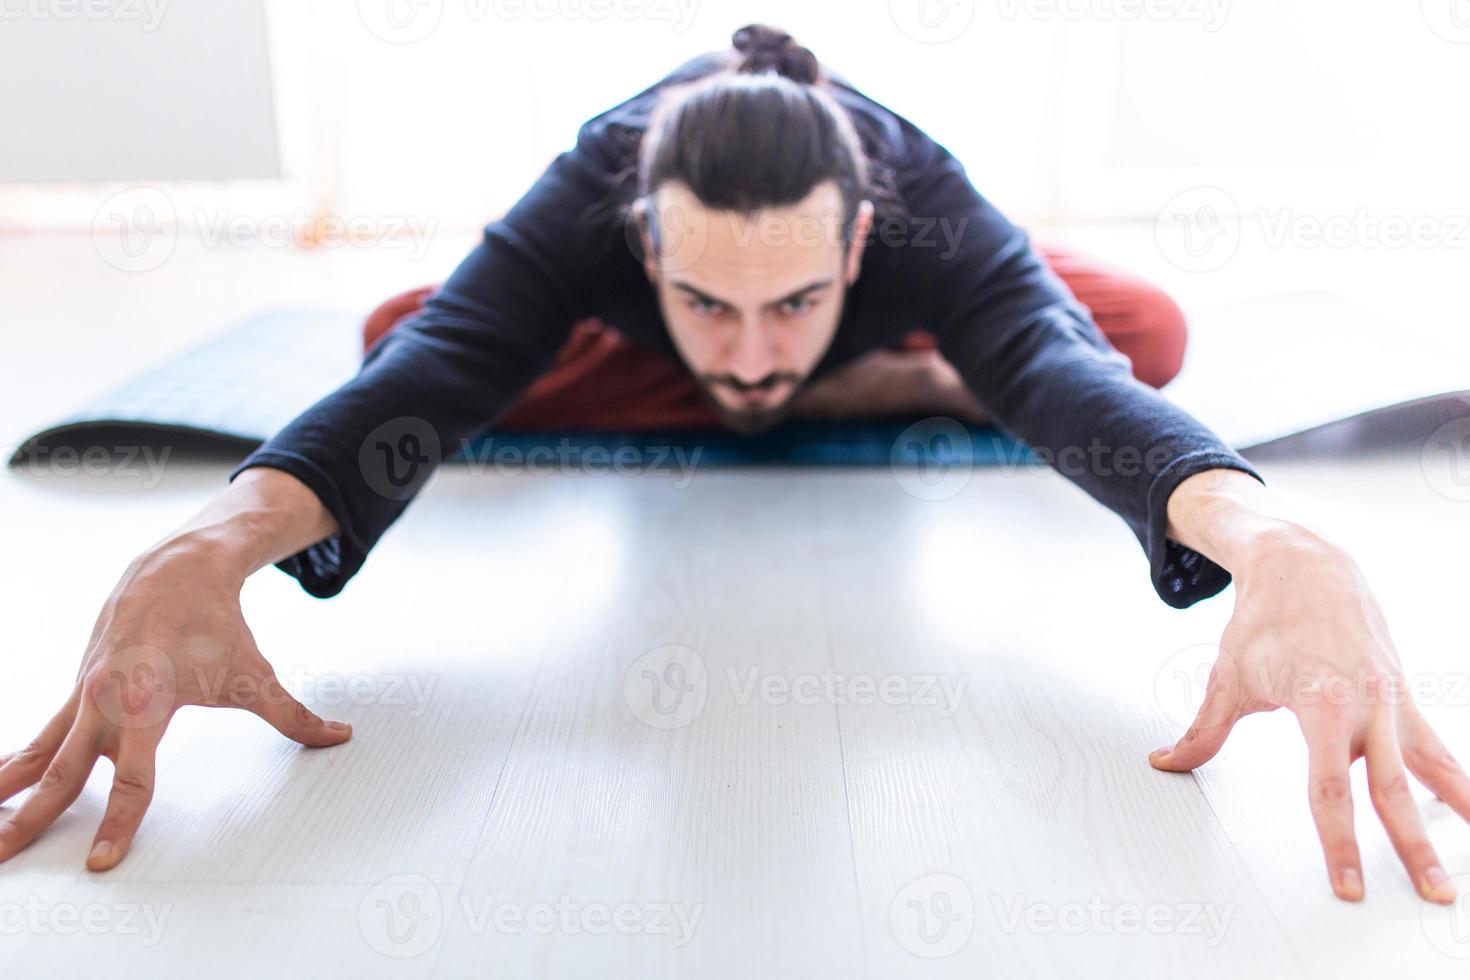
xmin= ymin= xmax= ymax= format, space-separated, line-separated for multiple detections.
xmin=732 ymin=24 xmax=820 ymax=85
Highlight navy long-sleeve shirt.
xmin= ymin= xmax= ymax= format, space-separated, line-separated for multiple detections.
xmin=231 ymin=52 xmax=1262 ymax=608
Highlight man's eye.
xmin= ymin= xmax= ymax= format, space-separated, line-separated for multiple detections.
xmin=690 ymin=299 xmax=725 ymax=316
xmin=781 ymin=298 xmax=816 ymax=316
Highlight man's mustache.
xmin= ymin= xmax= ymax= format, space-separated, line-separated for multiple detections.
xmin=700 ymin=372 xmax=805 ymax=395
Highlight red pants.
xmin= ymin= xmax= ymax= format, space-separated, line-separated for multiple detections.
xmin=363 ymin=243 xmax=1187 ymax=431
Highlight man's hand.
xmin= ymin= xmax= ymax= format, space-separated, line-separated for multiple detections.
xmin=0 ymin=468 xmax=349 ymax=872
xmin=1153 ymin=469 xmax=1469 ymax=903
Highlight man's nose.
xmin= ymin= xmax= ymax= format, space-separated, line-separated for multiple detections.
xmin=726 ymin=321 xmax=775 ymax=384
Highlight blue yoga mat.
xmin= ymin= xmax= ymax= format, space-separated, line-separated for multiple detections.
xmin=7 ymin=309 xmax=1035 ymax=469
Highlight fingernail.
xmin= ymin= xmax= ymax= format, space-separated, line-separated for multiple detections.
xmin=1149 ymin=747 xmax=1171 ymax=761
xmin=1424 ymin=866 xmax=1456 ymax=904
xmin=326 ymin=720 xmax=351 ymax=733
xmin=88 ymin=840 xmax=112 ymax=864
xmin=1337 ymin=867 xmax=1363 ymax=901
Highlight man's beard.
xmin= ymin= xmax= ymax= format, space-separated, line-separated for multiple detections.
xmin=695 ymin=371 xmax=806 ymax=435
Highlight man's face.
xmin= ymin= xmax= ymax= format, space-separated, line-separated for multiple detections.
xmin=640 ymin=180 xmax=874 ymax=433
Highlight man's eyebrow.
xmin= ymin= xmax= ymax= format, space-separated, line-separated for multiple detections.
xmin=670 ymin=279 xmax=836 ymax=309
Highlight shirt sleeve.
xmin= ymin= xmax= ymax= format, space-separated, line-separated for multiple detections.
xmin=897 ymin=131 xmax=1263 ymax=608
xmin=229 ymin=125 xmax=620 ymax=598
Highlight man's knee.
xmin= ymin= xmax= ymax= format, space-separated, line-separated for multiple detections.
xmin=1112 ymin=285 xmax=1188 ymax=389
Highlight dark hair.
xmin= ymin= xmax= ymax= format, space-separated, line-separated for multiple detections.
xmin=581 ymin=26 xmax=906 ymax=263
xmin=729 ymin=23 xmax=821 ymax=84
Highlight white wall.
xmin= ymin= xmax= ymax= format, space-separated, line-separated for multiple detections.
xmin=0 ymin=0 xmax=279 ymax=182
xmin=2 ymin=0 xmax=1467 ymax=234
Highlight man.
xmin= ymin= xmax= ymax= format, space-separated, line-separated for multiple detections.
xmin=0 ymin=26 xmax=1463 ymax=906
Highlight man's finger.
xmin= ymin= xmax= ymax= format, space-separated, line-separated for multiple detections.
xmin=1365 ymin=713 xmax=1456 ymax=904
xmin=0 ymin=698 xmax=82 ymax=806
xmin=1150 ymin=656 xmax=1243 ymax=772
xmin=249 ymin=672 xmax=352 ymax=748
xmin=87 ymin=734 xmax=159 ymax=872
xmin=0 ymin=725 xmax=101 ymax=864
xmin=1302 ymin=726 xmax=1364 ymax=902
xmin=1400 ymin=706 xmax=1470 ymax=825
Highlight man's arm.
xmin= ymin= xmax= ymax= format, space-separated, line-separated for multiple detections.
xmin=1153 ymin=469 xmax=1470 ymax=903
xmin=887 ymin=117 xmax=1470 ymax=901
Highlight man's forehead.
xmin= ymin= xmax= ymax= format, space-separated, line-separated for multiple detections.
xmin=650 ymin=182 xmax=848 ymax=251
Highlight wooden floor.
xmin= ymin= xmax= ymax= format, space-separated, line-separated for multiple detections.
xmin=3 ymin=237 xmax=1470 ymax=977
xmin=3 ymin=452 xmax=1470 ymax=977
